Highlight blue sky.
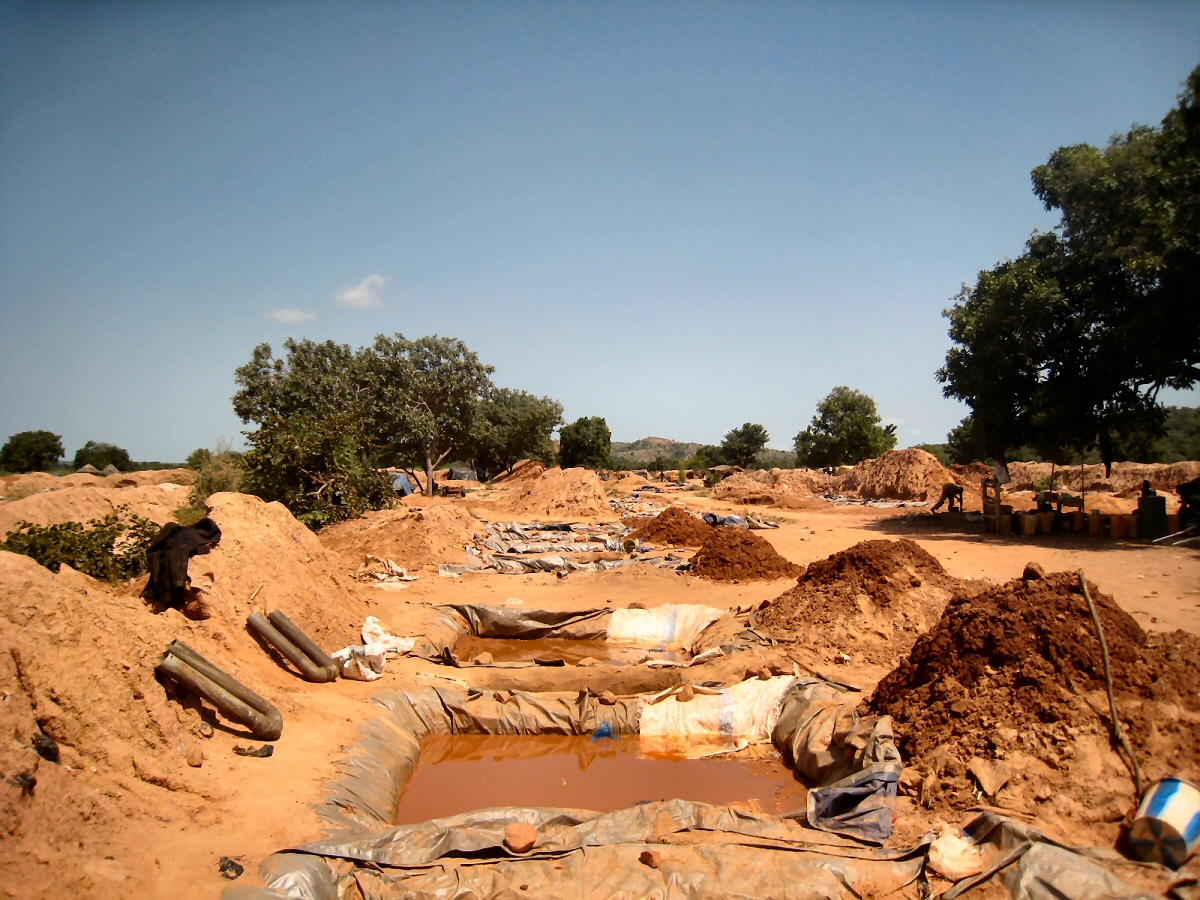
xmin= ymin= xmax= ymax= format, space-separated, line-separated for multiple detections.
xmin=1 ymin=2 xmax=1196 ymax=462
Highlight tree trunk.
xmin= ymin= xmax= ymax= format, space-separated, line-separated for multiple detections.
xmin=424 ymin=453 xmax=435 ymax=497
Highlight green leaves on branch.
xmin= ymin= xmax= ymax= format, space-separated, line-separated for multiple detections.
xmin=470 ymin=389 xmax=563 ymax=475
xmin=0 ymin=431 xmax=64 ymax=473
xmin=558 ymin=417 xmax=612 ymax=469
xmin=1 ymin=506 xmax=160 ymax=582
xmin=72 ymin=441 xmax=132 ymax=472
xmin=719 ymin=423 xmax=770 ymax=468
xmin=794 ymin=387 xmax=897 ymax=468
xmin=938 ymin=65 xmax=1200 ymax=470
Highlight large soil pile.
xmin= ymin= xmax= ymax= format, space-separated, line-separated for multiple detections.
xmin=0 ymin=483 xmax=192 ymax=537
xmin=631 ymin=505 xmax=713 ymax=546
xmin=505 ymin=467 xmax=613 ymax=518
xmin=1006 ymin=460 xmax=1200 ymax=495
xmin=758 ymin=539 xmax=957 ymax=664
xmin=491 ymin=460 xmax=545 ymax=484
xmin=868 ymin=570 xmax=1200 ymax=777
xmin=319 ymin=504 xmax=478 ymax=571
xmin=712 ymin=469 xmax=835 ymax=507
xmin=838 ymin=449 xmax=951 ymax=502
xmin=0 ymin=490 xmax=372 ymax=892
xmin=691 ymin=529 xmax=803 ymax=582
xmin=187 ymin=492 xmax=367 ymax=648
xmin=0 ymin=468 xmax=197 ymax=498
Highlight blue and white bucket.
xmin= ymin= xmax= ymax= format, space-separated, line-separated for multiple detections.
xmin=1128 ymin=778 xmax=1200 ymax=869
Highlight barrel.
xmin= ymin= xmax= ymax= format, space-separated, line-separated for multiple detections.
xmin=1128 ymin=778 xmax=1200 ymax=869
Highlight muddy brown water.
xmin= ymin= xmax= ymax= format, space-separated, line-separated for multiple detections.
xmin=394 ymin=735 xmax=808 ymax=824
xmin=453 ymin=635 xmax=682 ymax=666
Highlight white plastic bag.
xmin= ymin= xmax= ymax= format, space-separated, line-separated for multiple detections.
xmin=332 ymin=645 xmax=388 ymax=681
xmin=362 ymin=616 xmax=416 ymax=656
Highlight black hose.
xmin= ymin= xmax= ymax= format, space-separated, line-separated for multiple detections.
xmin=248 ymin=611 xmax=339 ymax=682
xmin=157 ymin=641 xmax=283 ymax=740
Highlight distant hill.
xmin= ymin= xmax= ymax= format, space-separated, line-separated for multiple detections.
xmin=611 ymin=437 xmax=701 ymax=464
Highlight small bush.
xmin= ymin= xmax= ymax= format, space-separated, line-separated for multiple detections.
xmin=187 ymin=442 xmax=246 ymax=508
xmin=1 ymin=506 xmax=160 ymax=582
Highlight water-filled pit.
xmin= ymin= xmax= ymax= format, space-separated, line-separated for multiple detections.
xmin=394 ymin=734 xmax=807 ymax=824
xmin=452 ymin=635 xmax=684 ymax=666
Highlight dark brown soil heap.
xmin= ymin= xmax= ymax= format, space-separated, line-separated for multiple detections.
xmin=631 ymin=506 xmax=714 ymax=546
xmin=758 ymin=539 xmax=952 ymax=637
xmin=868 ymin=570 xmax=1200 ymax=766
xmin=690 ymin=528 xmax=803 ymax=582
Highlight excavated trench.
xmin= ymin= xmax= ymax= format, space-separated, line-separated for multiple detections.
xmin=452 ymin=635 xmax=686 ymax=666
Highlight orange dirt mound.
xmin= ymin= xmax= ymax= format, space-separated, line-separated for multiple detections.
xmin=758 ymin=539 xmax=956 ymax=665
xmin=631 ymin=505 xmax=713 ymax=546
xmin=868 ymin=571 xmax=1200 ymax=782
xmin=319 ymin=504 xmax=478 ymax=571
xmin=0 ymin=483 xmax=192 ymax=538
xmin=0 ymin=489 xmax=371 ymax=893
xmin=712 ymin=469 xmax=835 ymax=506
xmin=505 ymin=467 xmax=613 ymax=519
xmin=492 ymin=460 xmax=546 ymax=484
xmin=838 ymin=448 xmax=951 ymax=502
xmin=1005 ymin=460 xmax=1200 ymax=494
xmin=690 ymin=529 xmax=802 ymax=582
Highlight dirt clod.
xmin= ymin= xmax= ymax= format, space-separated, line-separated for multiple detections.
xmin=1022 ymin=561 xmax=1046 ymax=581
xmin=186 ymin=747 xmax=205 ymax=768
xmin=690 ymin=529 xmax=802 ymax=582
xmin=639 ymin=849 xmax=662 ymax=868
xmin=631 ymin=506 xmax=713 ymax=546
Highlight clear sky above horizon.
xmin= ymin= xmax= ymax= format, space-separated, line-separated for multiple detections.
xmin=2 ymin=1 xmax=1197 ymax=462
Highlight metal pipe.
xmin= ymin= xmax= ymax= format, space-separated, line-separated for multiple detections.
xmin=248 ymin=612 xmax=338 ymax=682
xmin=156 ymin=642 xmax=283 ymax=740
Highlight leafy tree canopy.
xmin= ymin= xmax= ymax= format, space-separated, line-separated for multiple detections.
xmin=73 ymin=441 xmax=132 ymax=472
xmin=938 ymin=65 xmax=1200 ymax=472
xmin=469 ymin=388 xmax=563 ymax=476
xmin=363 ymin=334 xmax=495 ymax=493
xmin=558 ymin=416 xmax=611 ymax=469
xmin=233 ymin=338 xmax=394 ymax=527
xmin=719 ymin=423 xmax=770 ymax=468
xmin=1 ymin=430 xmax=64 ymax=473
xmin=794 ymin=387 xmax=897 ymax=468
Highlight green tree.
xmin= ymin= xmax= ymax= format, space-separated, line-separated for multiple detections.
xmin=938 ymin=66 xmax=1200 ymax=473
xmin=794 ymin=387 xmax=897 ymax=468
xmin=558 ymin=416 xmax=611 ymax=469
xmin=0 ymin=431 xmax=64 ymax=473
xmin=73 ymin=441 xmax=133 ymax=472
xmin=364 ymin=334 xmax=495 ymax=495
xmin=719 ymin=423 xmax=770 ymax=468
xmin=469 ymin=388 xmax=562 ymax=477
xmin=233 ymin=339 xmax=392 ymax=527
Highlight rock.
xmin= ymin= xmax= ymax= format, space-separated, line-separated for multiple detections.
xmin=493 ymin=690 xmax=514 ymax=704
xmin=628 ymin=601 xmax=646 ymax=609
xmin=186 ymin=746 xmax=205 ymax=768
xmin=675 ymin=685 xmax=695 ymax=702
xmin=757 ymin=666 xmax=772 ymax=681
xmin=32 ymin=731 xmax=59 ymax=763
xmin=927 ymin=827 xmax=984 ymax=881
xmin=639 ymin=849 xmax=661 ymax=868
xmin=218 ymin=857 xmax=244 ymax=880
xmin=898 ymin=767 xmax=923 ymax=797
xmin=967 ymin=757 xmax=1011 ymax=797
xmin=1022 ymin=561 xmax=1046 ymax=581
xmin=950 ymin=699 xmax=973 ymax=717
xmin=576 ymin=656 xmax=599 ymax=667
xmin=503 ymin=822 xmax=538 ymax=854
xmin=197 ymin=721 xmax=214 ymax=739
xmin=598 ymin=690 xmax=617 ymax=705
xmin=473 ymin=652 xmax=493 ymax=666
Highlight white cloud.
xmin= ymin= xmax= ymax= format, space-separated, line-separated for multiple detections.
xmin=333 ymin=274 xmax=389 ymax=309
xmin=264 ymin=308 xmax=316 ymax=324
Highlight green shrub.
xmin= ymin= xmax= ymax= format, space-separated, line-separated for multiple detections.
xmin=1 ymin=506 xmax=160 ymax=582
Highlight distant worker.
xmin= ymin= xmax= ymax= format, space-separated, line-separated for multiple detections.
xmin=931 ymin=482 xmax=964 ymax=512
